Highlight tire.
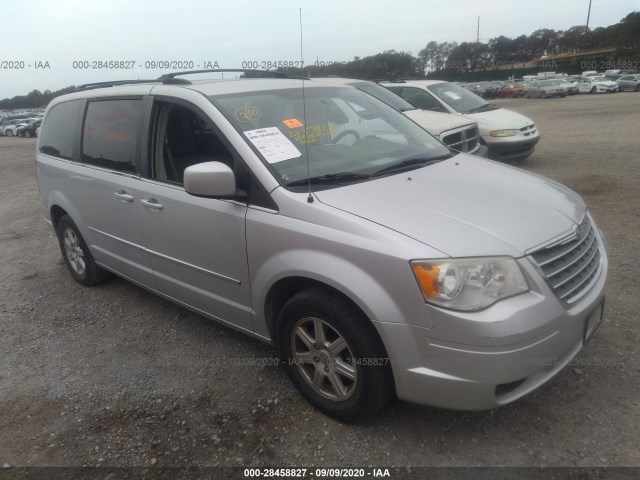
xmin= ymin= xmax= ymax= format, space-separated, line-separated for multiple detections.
xmin=6 ymin=129 xmax=13 ymax=137
xmin=541 ymin=91 xmax=546 ymax=99
xmin=591 ymin=87 xmax=596 ymax=94
xmin=524 ymin=91 xmax=529 ymax=99
xmin=277 ymin=288 xmax=394 ymax=422
xmin=57 ymin=215 xmax=110 ymax=286
xmin=24 ymin=130 xmax=31 ymax=138
xmin=636 ymin=85 xmax=640 ymax=92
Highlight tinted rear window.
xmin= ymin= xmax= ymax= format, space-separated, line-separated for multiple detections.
xmin=82 ymin=99 xmax=143 ymax=173
xmin=39 ymin=100 xmax=82 ymax=160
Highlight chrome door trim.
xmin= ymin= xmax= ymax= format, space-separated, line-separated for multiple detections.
xmin=147 ymin=248 xmax=241 ymax=285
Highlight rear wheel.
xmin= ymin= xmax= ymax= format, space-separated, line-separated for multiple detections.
xmin=278 ymin=289 xmax=394 ymax=422
xmin=57 ymin=215 xmax=110 ymax=286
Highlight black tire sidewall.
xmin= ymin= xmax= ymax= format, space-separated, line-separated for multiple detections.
xmin=57 ymin=215 xmax=103 ymax=286
xmin=277 ymin=290 xmax=391 ymax=421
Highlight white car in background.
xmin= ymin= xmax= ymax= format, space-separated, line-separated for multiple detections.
xmin=382 ymin=80 xmax=540 ymax=162
xmin=577 ymin=76 xmax=619 ymax=94
xmin=311 ymin=77 xmax=486 ymax=156
xmin=0 ymin=120 xmax=22 ymax=136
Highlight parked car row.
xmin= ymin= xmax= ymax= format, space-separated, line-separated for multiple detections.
xmin=0 ymin=115 xmax=43 ymax=137
xmin=380 ymin=79 xmax=539 ymax=162
xmin=456 ymin=70 xmax=639 ymax=102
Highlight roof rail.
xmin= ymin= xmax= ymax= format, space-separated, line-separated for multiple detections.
xmin=159 ymin=68 xmax=289 ymax=79
xmin=76 ymin=79 xmax=162 ymax=90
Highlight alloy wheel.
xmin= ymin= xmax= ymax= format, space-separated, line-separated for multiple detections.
xmin=63 ymin=227 xmax=86 ymax=275
xmin=291 ymin=317 xmax=357 ymax=401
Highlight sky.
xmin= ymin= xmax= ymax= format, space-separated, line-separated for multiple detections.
xmin=0 ymin=0 xmax=638 ymax=99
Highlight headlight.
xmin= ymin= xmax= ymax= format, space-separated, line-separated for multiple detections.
xmin=490 ymin=129 xmax=517 ymax=137
xmin=410 ymin=257 xmax=529 ymax=311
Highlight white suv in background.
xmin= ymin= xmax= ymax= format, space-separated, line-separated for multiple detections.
xmin=577 ymin=76 xmax=620 ymax=94
xmin=382 ymin=80 xmax=540 ymax=162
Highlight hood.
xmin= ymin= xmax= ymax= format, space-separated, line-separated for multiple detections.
xmin=595 ymin=80 xmax=618 ymax=87
xmin=315 ymin=156 xmax=586 ymax=258
xmin=463 ymin=107 xmax=534 ymax=130
xmin=404 ymin=109 xmax=476 ymax=137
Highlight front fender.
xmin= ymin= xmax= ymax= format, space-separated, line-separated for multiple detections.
xmin=250 ymin=249 xmax=414 ymax=340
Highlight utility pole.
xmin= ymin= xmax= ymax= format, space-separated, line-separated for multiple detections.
xmin=476 ymin=16 xmax=480 ymax=43
xmin=586 ymin=0 xmax=592 ymax=33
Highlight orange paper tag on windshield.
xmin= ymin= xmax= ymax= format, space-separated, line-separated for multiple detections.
xmin=283 ymin=118 xmax=304 ymax=128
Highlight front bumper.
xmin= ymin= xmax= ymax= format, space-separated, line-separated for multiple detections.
xmin=375 ymin=239 xmax=608 ymax=410
xmin=484 ymin=134 xmax=540 ymax=162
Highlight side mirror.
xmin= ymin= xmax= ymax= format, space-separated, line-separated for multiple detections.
xmin=184 ymin=161 xmax=243 ymax=199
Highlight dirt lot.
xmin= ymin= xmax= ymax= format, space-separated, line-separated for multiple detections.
xmin=0 ymin=93 xmax=639 ymax=474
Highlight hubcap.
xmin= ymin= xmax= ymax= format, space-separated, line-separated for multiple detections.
xmin=291 ymin=317 xmax=357 ymax=401
xmin=63 ymin=228 xmax=86 ymax=275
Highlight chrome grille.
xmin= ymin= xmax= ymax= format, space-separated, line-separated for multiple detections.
xmin=530 ymin=218 xmax=602 ymax=303
xmin=520 ymin=124 xmax=537 ymax=137
xmin=441 ymin=126 xmax=479 ymax=154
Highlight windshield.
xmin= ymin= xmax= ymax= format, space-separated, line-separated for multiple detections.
xmin=351 ymin=81 xmax=416 ymax=112
xmin=541 ymin=80 xmax=557 ymax=86
xmin=591 ymin=76 xmax=607 ymax=81
xmin=426 ymin=82 xmax=487 ymax=113
xmin=211 ymin=85 xmax=450 ymax=188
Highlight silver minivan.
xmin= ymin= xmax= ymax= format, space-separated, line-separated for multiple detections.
xmin=37 ymin=72 xmax=607 ymax=421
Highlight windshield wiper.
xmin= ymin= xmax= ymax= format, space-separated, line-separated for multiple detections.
xmin=370 ymin=155 xmax=451 ymax=177
xmin=285 ymin=172 xmax=370 ymax=187
xmin=466 ymin=104 xmax=492 ymax=113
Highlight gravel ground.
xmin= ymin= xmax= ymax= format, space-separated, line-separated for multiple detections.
xmin=0 ymin=92 xmax=639 ymax=473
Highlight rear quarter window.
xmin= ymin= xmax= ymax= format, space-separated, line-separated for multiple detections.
xmin=82 ymin=99 xmax=144 ymax=173
xmin=39 ymin=100 xmax=82 ymax=160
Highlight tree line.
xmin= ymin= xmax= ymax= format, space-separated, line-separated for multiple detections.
xmin=1 ymin=12 xmax=638 ymax=110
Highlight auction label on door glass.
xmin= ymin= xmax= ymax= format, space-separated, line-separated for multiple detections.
xmin=244 ymin=127 xmax=301 ymax=163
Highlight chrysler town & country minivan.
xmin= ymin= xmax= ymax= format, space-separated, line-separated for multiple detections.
xmin=36 ymin=72 xmax=607 ymax=421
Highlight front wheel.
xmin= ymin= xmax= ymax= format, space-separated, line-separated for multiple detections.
xmin=278 ymin=289 xmax=394 ymax=422
xmin=57 ymin=215 xmax=111 ymax=286
xmin=24 ymin=130 xmax=32 ymax=138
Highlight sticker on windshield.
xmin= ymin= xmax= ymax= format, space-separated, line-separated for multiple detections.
xmin=283 ymin=118 xmax=304 ymax=128
xmin=235 ymin=106 xmax=261 ymax=122
xmin=443 ymin=91 xmax=461 ymax=100
xmin=244 ymin=127 xmax=301 ymax=163
xmin=288 ymin=124 xmax=333 ymax=145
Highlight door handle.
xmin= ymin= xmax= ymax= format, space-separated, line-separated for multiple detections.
xmin=140 ymin=198 xmax=163 ymax=211
xmin=114 ymin=190 xmax=134 ymax=202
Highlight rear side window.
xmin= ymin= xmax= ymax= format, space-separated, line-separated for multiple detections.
xmin=82 ymin=99 xmax=143 ymax=173
xmin=39 ymin=100 xmax=82 ymax=159
xmin=399 ymin=88 xmax=442 ymax=111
